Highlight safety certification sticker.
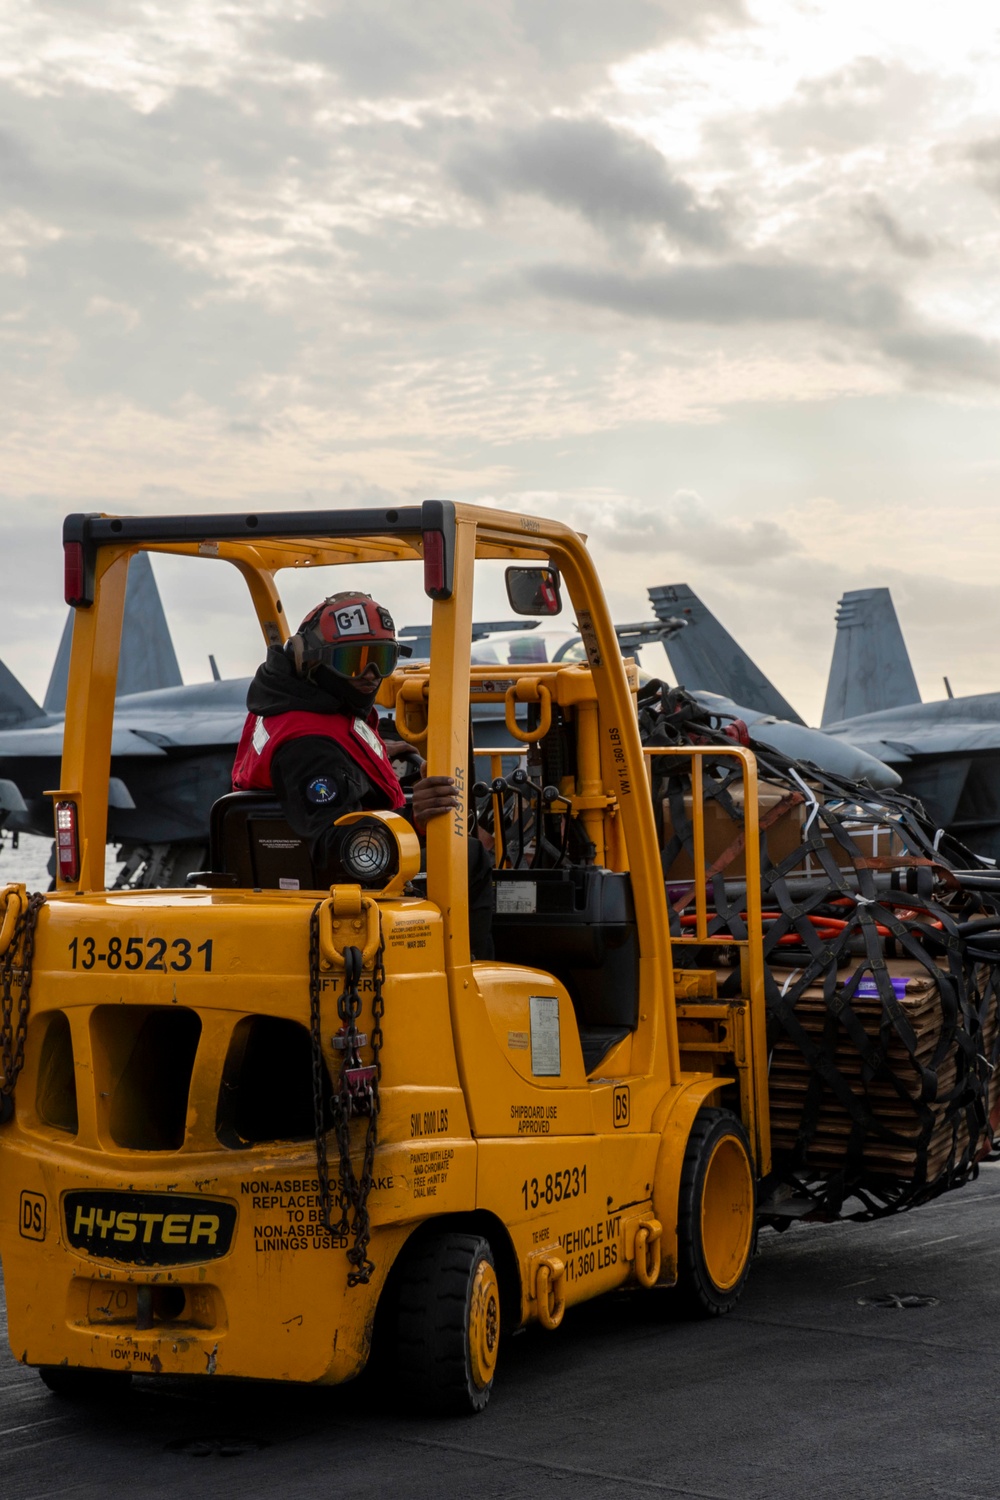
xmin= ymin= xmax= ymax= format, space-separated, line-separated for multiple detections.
xmin=529 ymin=995 xmax=561 ymax=1077
xmin=496 ymin=881 xmax=536 ymax=914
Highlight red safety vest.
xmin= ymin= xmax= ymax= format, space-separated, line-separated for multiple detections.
xmin=232 ymin=707 xmax=405 ymax=810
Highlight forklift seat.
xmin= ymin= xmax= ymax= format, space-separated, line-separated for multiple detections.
xmin=187 ymin=792 xmax=317 ymax=890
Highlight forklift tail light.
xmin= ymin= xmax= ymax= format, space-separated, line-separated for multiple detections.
xmin=55 ymin=801 xmax=80 ymax=882
xmin=64 ymin=542 xmax=86 ymax=607
xmin=423 ymin=530 xmax=446 ymax=599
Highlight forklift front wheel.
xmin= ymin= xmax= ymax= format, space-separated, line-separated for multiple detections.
xmin=675 ymin=1107 xmax=756 ymax=1317
xmin=396 ymin=1231 xmax=501 ymax=1415
xmin=39 ymin=1366 xmax=133 ymax=1399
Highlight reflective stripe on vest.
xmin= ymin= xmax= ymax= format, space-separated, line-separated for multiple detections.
xmin=232 ymin=708 xmax=405 ymax=810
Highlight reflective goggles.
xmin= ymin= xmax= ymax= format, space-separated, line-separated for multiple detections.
xmin=322 ymin=640 xmax=400 ymax=678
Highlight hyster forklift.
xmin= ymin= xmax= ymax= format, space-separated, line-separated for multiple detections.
xmin=0 ymin=502 xmax=769 ymax=1414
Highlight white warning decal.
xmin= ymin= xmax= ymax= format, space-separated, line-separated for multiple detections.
xmin=530 ymin=995 xmax=561 ymax=1077
xmin=496 ymin=882 xmax=536 ymax=914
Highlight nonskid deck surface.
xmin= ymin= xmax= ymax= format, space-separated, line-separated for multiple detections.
xmin=3 ymin=1167 xmax=1000 ymax=1500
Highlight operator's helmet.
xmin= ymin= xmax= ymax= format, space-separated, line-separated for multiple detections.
xmin=286 ymin=592 xmax=400 ymax=712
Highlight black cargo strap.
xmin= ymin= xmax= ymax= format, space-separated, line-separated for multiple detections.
xmin=640 ymin=686 xmax=1000 ymax=1222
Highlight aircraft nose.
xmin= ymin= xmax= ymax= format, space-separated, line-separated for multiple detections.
xmin=749 ymin=722 xmax=902 ymax=790
xmin=0 ymin=778 xmax=28 ymax=813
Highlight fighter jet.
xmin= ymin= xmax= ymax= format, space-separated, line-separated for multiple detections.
xmin=819 ymin=588 xmax=1000 ymax=862
xmin=0 ymin=553 xmax=244 ymax=886
xmin=647 ymin=584 xmax=902 ymax=791
xmin=0 ymin=563 xmax=902 ymax=888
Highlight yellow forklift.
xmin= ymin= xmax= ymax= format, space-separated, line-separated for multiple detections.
xmin=0 ymin=502 xmax=769 ymax=1413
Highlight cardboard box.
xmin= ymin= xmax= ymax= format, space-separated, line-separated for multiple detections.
xmin=661 ymin=778 xmax=805 ymax=882
xmin=793 ymin=816 xmax=908 ymax=878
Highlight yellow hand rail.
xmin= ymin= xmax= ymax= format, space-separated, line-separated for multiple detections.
xmin=393 ymin=682 xmax=429 ymax=748
xmin=504 ymin=681 xmax=552 ymax=744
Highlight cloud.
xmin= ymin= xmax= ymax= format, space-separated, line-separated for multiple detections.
xmin=449 ymin=117 xmax=732 ymax=248
xmin=268 ymin=0 xmax=747 ymax=100
xmin=508 ymin=0 xmax=747 ymax=66
xmin=0 ymin=77 xmax=336 ymax=240
xmin=878 ymin=327 xmax=1000 ymax=386
xmin=487 ymin=488 xmax=802 ymax=563
xmin=520 ymin=259 xmax=1000 ymax=388
xmin=522 ymin=259 xmax=905 ymax=328
xmin=0 ymin=104 xmax=194 ymax=227
xmin=0 ymin=232 xmax=300 ymax=410
xmin=856 ymin=196 xmax=936 ymax=260
xmin=759 ymin=57 xmax=933 ymax=157
xmin=967 ymin=135 xmax=1000 ymax=200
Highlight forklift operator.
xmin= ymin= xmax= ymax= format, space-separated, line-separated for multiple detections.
xmin=232 ymin=591 xmax=494 ymax=957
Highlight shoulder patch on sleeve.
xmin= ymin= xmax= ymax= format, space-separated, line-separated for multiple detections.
xmin=306 ymin=777 xmax=338 ymax=805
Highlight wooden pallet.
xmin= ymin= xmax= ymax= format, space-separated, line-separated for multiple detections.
xmin=767 ymin=961 xmax=1000 ymax=1180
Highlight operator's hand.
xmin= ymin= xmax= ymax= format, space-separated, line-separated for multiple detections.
xmin=411 ymin=773 xmax=461 ymax=829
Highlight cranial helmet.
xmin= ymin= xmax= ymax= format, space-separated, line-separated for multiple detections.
xmin=285 ymin=592 xmax=401 ymax=713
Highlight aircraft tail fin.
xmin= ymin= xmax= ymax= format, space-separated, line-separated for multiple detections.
xmin=0 ymin=658 xmax=44 ymax=728
xmin=821 ymin=588 xmax=920 ymax=725
xmin=648 ymin=583 xmax=805 ymax=725
xmin=44 ymin=551 xmax=183 ymax=714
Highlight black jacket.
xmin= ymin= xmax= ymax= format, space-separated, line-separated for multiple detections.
xmin=245 ymin=648 xmax=391 ymax=870
xmin=246 ymin=650 xmax=494 ymax=956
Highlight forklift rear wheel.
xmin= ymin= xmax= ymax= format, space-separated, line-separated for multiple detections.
xmin=39 ymin=1366 xmax=133 ymax=1398
xmin=675 ymin=1107 xmax=755 ymax=1317
xmin=396 ymin=1231 xmax=500 ymax=1415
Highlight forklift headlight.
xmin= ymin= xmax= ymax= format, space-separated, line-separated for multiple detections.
xmin=338 ymin=818 xmax=396 ymax=884
xmin=329 ymin=812 xmax=421 ymax=894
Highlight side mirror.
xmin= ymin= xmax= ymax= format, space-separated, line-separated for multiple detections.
xmin=504 ymin=566 xmax=562 ymax=617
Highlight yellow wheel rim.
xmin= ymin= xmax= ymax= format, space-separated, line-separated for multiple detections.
xmin=700 ymin=1135 xmax=754 ymax=1292
xmin=468 ymin=1259 xmax=500 ymax=1390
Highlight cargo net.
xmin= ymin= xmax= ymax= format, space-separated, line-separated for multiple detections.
xmin=639 ymin=683 xmax=1000 ymax=1223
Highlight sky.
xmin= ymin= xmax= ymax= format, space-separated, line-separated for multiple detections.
xmin=2 ymin=0 xmax=999 ymax=722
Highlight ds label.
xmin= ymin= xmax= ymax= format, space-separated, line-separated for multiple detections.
xmin=20 ymin=1190 xmax=46 ymax=1241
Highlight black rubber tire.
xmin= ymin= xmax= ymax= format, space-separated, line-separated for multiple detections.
xmin=39 ymin=1366 xmax=133 ymax=1398
xmin=675 ymin=1107 xmax=756 ymax=1318
xmin=396 ymin=1231 xmax=500 ymax=1416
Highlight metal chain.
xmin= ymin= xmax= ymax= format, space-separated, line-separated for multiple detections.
xmin=0 ymin=891 xmax=46 ymax=1124
xmin=309 ymin=902 xmax=347 ymax=1243
xmin=346 ymin=935 xmax=385 ymax=1286
xmin=308 ymin=903 xmax=386 ymax=1286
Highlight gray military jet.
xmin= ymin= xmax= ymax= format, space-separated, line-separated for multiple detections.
xmin=647 ymin=584 xmax=902 ymax=791
xmin=0 ymin=562 xmax=903 ymax=887
xmin=0 ymin=553 xmax=244 ymax=885
xmin=819 ymin=588 xmax=1000 ymax=861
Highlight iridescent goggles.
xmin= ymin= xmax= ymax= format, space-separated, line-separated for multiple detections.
xmin=323 ymin=640 xmax=401 ymax=678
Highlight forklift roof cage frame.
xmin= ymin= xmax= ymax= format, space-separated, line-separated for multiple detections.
xmin=55 ymin=501 xmax=684 ymax=1085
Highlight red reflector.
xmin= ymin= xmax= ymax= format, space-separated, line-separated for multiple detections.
xmin=55 ymin=801 xmax=80 ymax=883
xmin=64 ymin=542 xmax=85 ymax=606
xmin=423 ymin=530 xmax=445 ymax=598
